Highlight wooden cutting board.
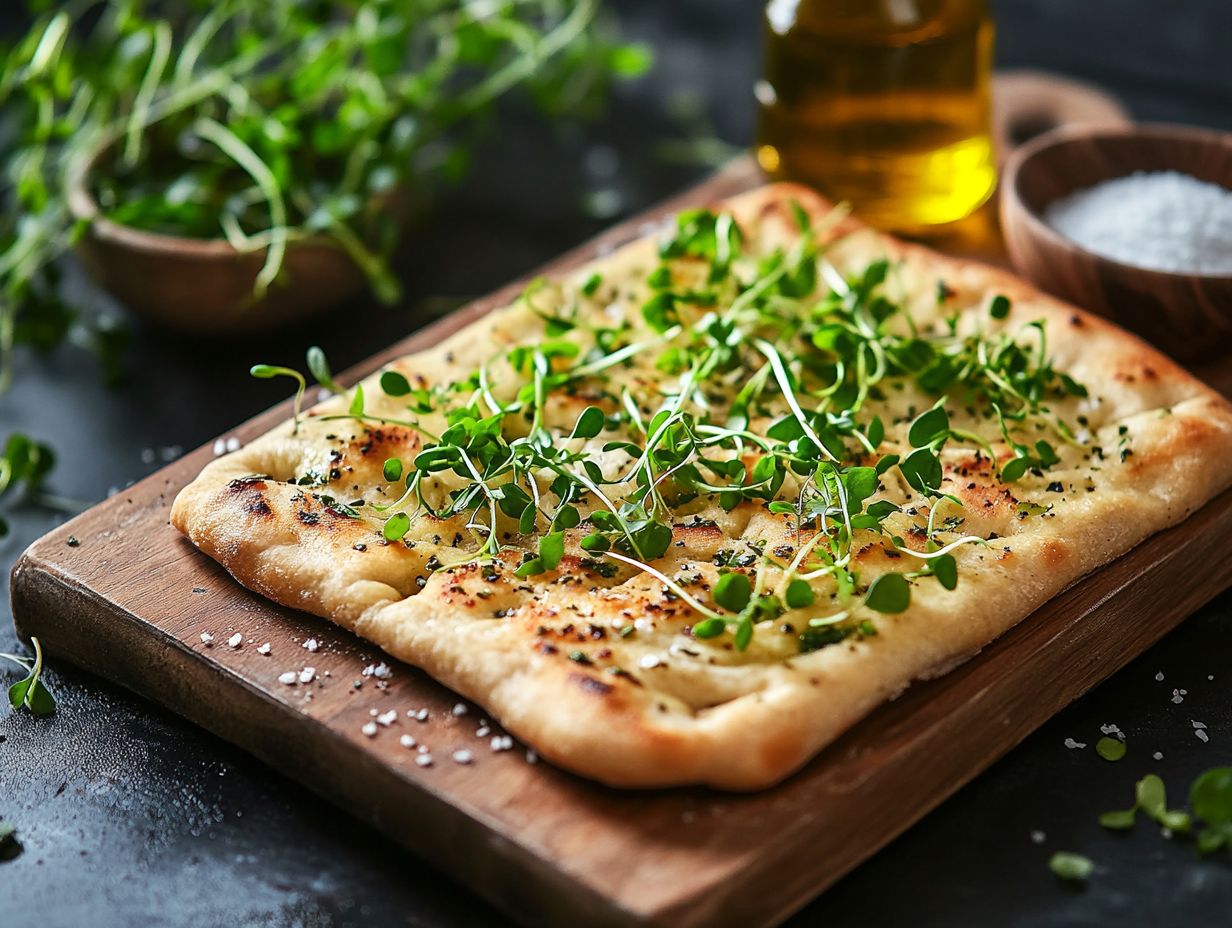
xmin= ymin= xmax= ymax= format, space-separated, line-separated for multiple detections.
xmin=12 ymin=156 xmax=1232 ymax=928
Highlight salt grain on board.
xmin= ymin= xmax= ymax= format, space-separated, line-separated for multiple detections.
xmin=1045 ymin=171 xmax=1232 ymax=274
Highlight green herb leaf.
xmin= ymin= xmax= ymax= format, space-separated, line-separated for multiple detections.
xmin=785 ymin=579 xmax=815 ymax=609
xmin=1191 ymin=768 xmax=1232 ymax=825
xmin=383 ymin=512 xmax=410 ymax=542
xmin=1095 ymin=736 xmax=1126 ymax=762
xmin=908 ymin=404 xmax=949 ymax=448
xmin=865 ymin=573 xmax=910 ymax=613
xmin=1049 ymin=852 xmax=1093 ymax=881
xmin=570 ymin=406 xmax=605 ymax=441
xmin=989 ymin=294 xmax=1011 ymax=319
xmin=692 ymin=617 xmax=726 ymax=639
xmin=1097 ymin=808 xmax=1137 ymax=830
xmin=382 ymin=458 xmax=403 ymax=482
xmin=306 ymin=346 xmax=342 ymax=392
xmin=932 ymin=553 xmax=958 ymax=591
xmin=380 ymin=371 xmax=412 ymax=396
xmin=1 ymin=637 xmax=55 ymax=717
xmin=713 ymin=572 xmax=751 ymax=612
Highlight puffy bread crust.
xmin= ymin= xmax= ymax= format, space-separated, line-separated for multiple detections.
xmin=172 ymin=184 xmax=1232 ymax=789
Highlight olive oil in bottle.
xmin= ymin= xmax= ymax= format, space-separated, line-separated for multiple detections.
xmin=756 ymin=0 xmax=996 ymax=232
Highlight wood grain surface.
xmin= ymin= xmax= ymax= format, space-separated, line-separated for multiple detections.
xmin=11 ymin=156 xmax=1232 ymax=928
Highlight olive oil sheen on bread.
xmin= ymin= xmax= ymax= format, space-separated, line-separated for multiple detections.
xmin=756 ymin=0 xmax=996 ymax=232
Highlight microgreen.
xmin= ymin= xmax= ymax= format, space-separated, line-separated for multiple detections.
xmin=0 ymin=0 xmax=648 ymax=414
xmin=1099 ymin=774 xmax=1190 ymax=832
xmin=0 ymin=432 xmax=57 ymax=537
xmin=250 ymin=364 xmax=306 ymax=435
xmin=256 ymin=199 xmax=1089 ymax=654
xmin=1191 ymin=767 xmax=1232 ymax=854
xmin=1095 ymin=736 xmax=1126 ymax=762
xmin=865 ymin=573 xmax=910 ymax=614
xmin=1 ymin=637 xmax=56 ymax=716
xmin=1048 ymin=852 xmax=1093 ymax=881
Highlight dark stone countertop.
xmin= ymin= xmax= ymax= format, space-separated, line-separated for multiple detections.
xmin=1 ymin=1 xmax=1230 ymax=925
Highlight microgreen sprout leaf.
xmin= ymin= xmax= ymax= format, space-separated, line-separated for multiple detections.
xmin=713 ymin=572 xmax=752 ymax=613
xmin=1049 ymin=852 xmax=1093 ymax=882
xmin=692 ymin=617 xmax=726 ymax=639
xmin=380 ymin=371 xmax=412 ymax=397
xmin=865 ymin=572 xmax=910 ymax=613
xmin=1 ymin=637 xmax=55 ymax=717
xmin=382 ymin=458 xmax=403 ymax=482
xmin=250 ymin=364 xmax=306 ymax=435
xmin=383 ymin=511 xmax=410 ymax=543
xmin=908 ymin=404 xmax=949 ymax=448
xmin=785 ymin=579 xmax=815 ymax=609
xmin=1095 ymin=736 xmax=1126 ymax=762
xmin=306 ymin=346 xmax=342 ymax=393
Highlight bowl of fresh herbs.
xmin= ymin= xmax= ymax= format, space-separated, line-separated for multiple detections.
xmin=2 ymin=0 xmax=647 ymax=335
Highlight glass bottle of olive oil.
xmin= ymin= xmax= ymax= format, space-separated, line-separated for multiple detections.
xmin=756 ymin=0 xmax=996 ymax=232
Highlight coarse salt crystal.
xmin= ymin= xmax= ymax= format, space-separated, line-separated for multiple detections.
xmin=227 ymin=633 xmax=243 ymax=649
xmin=1172 ymin=689 xmax=1186 ymax=704
xmin=1100 ymin=723 xmax=1124 ymax=739
xmin=400 ymin=734 xmax=417 ymax=749
xmin=303 ymin=638 xmax=319 ymax=652
xmin=377 ymin=710 xmax=398 ymax=727
xmin=415 ymin=754 xmax=433 ymax=767
xmin=278 ymin=671 xmax=298 ymax=685
xmin=200 ymin=632 xmax=214 ymax=646
xmin=452 ymin=703 xmax=468 ymax=717
xmin=1196 ymin=729 xmax=1210 ymax=743
xmin=526 ymin=750 xmax=538 ymax=765
xmin=452 ymin=750 xmax=474 ymax=765
xmin=1045 ymin=171 xmax=1232 ymax=275
xmin=1154 ymin=671 xmax=1165 ymax=682
xmin=225 ymin=436 xmax=241 ymax=452
xmin=212 ymin=438 xmax=227 ymax=456
xmin=638 ymin=654 xmax=662 ymax=670
xmin=257 ymin=642 xmax=271 ymax=655
xmin=361 ymin=721 xmax=378 ymax=737
xmin=1063 ymin=737 xmax=1086 ymax=750
xmin=415 ymin=708 xmax=429 ymax=722
xmin=1154 ymin=751 xmax=1164 ymax=761
xmin=1030 ymin=830 xmax=1046 ymax=844
xmin=298 ymin=667 xmax=316 ymax=684
xmin=372 ymin=663 xmax=392 ymax=679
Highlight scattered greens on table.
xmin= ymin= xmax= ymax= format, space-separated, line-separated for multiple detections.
xmin=1049 ymin=766 xmax=1232 ymax=882
xmin=0 ymin=432 xmax=56 ymax=537
xmin=1 ymin=636 xmax=56 ymax=716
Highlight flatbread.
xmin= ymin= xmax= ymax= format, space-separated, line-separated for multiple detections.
xmin=172 ymin=184 xmax=1232 ymax=789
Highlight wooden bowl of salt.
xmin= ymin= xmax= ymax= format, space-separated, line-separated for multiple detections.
xmin=1001 ymin=123 xmax=1232 ymax=362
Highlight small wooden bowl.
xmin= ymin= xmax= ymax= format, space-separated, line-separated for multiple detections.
xmin=66 ymin=149 xmax=399 ymax=335
xmin=1001 ymin=123 xmax=1232 ymax=361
